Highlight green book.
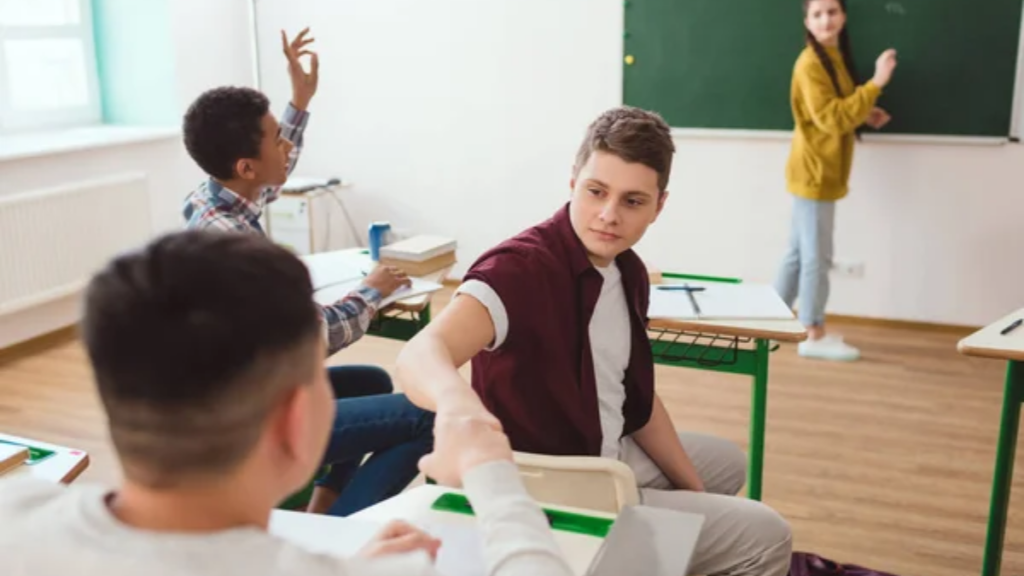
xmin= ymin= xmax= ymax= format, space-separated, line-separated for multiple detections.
xmin=431 ymin=492 xmax=613 ymax=538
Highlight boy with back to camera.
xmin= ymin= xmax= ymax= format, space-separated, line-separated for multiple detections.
xmin=0 ymin=230 xmax=574 ymax=576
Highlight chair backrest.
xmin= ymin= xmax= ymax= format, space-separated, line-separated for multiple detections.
xmin=512 ymin=451 xmax=640 ymax=514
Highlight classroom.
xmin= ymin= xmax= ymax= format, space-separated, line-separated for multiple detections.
xmin=0 ymin=0 xmax=1022 ymax=575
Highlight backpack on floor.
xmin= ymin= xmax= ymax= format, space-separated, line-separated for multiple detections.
xmin=790 ymin=552 xmax=901 ymax=576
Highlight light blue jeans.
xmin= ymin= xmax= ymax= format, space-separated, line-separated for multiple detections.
xmin=774 ymin=196 xmax=835 ymax=327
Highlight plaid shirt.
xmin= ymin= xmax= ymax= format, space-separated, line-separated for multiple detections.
xmin=182 ymin=104 xmax=382 ymax=356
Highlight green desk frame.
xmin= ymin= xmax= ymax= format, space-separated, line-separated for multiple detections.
xmin=367 ymin=305 xmax=433 ymax=342
xmin=980 ymin=360 xmax=1022 ymax=576
xmin=957 ymin=311 xmax=1024 ymax=576
xmin=648 ymin=272 xmax=775 ymax=501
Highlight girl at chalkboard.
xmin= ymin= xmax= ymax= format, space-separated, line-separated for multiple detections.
xmin=774 ymin=0 xmax=898 ymax=361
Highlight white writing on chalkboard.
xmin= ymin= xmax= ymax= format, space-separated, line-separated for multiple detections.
xmin=885 ymin=2 xmax=906 ymax=16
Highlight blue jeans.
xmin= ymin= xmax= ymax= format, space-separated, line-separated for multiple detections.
xmin=316 ymin=366 xmax=434 ymax=516
xmin=774 ymin=196 xmax=835 ymax=327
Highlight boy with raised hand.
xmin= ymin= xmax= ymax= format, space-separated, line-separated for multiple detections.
xmin=396 ymin=107 xmax=794 ymax=576
xmin=181 ymin=28 xmax=430 ymax=516
xmin=182 ymin=28 xmax=407 ymax=387
xmin=0 ymin=230 xmax=573 ymax=576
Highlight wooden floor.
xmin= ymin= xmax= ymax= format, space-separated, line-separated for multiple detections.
xmin=0 ymin=301 xmax=1021 ymax=576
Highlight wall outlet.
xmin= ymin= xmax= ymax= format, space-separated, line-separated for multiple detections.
xmin=832 ymin=261 xmax=865 ymax=278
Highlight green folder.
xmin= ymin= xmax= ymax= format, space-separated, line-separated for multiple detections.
xmin=431 ymin=492 xmax=613 ymax=538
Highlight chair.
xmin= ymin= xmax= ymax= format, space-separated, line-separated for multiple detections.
xmin=511 ymin=451 xmax=640 ymax=514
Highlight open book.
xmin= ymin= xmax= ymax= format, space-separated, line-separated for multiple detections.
xmin=300 ymin=249 xmax=444 ymax=308
xmin=301 ymin=250 xmax=367 ymax=290
xmin=312 ymin=276 xmax=443 ymax=309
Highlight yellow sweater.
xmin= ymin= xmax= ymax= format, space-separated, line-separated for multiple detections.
xmin=786 ymin=45 xmax=882 ymax=201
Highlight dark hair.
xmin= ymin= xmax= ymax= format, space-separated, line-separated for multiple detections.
xmin=183 ymin=86 xmax=270 ymax=180
xmin=574 ymin=106 xmax=676 ymax=192
xmin=82 ymin=230 xmax=322 ymax=487
xmin=803 ymin=0 xmax=860 ymax=91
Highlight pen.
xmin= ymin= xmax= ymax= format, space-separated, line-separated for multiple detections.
xmin=683 ymin=283 xmax=701 ymax=316
xmin=1000 ymin=318 xmax=1022 ymax=335
xmin=656 ymin=285 xmax=705 ymax=292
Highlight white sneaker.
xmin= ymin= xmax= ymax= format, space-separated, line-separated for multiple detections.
xmin=798 ymin=334 xmax=860 ymax=362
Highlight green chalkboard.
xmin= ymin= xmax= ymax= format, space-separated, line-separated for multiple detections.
xmin=623 ymin=0 xmax=1024 ymax=137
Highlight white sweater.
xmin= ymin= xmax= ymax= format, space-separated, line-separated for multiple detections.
xmin=0 ymin=461 xmax=574 ymax=576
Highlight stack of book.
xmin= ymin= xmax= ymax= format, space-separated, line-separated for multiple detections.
xmin=379 ymin=235 xmax=457 ymax=277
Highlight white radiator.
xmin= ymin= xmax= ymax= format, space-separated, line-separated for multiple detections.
xmin=0 ymin=173 xmax=151 ymax=316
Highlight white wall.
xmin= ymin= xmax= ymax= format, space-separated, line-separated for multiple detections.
xmin=255 ymin=0 xmax=1024 ymax=327
xmin=0 ymin=0 xmax=255 ymax=349
xmin=170 ymin=0 xmax=258 ymax=108
xmin=254 ymin=0 xmax=624 ymax=257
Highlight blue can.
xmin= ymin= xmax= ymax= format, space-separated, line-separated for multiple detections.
xmin=368 ymin=221 xmax=391 ymax=261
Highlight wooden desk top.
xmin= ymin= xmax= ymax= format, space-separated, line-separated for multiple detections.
xmin=958 ymin=308 xmax=1024 ymax=362
xmin=0 ymin=432 xmax=89 ymax=483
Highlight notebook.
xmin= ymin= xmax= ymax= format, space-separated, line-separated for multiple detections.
xmin=301 ymin=250 xmax=366 ymax=290
xmin=648 ymin=282 xmax=795 ymax=321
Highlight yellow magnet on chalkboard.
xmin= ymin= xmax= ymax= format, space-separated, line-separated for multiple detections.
xmin=625 ymin=54 xmax=635 ymax=65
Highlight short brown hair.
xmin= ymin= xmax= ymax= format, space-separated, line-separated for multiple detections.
xmin=573 ymin=106 xmax=675 ymax=191
xmin=82 ymin=230 xmax=322 ymax=488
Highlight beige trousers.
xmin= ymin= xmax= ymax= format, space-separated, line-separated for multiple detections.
xmin=618 ymin=432 xmax=792 ymax=576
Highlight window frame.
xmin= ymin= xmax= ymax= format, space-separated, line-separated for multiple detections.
xmin=0 ymin=0 xmax=102 ymax=133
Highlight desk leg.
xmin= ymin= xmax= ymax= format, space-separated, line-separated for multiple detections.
xmin=748 ymin=338 xmax=769 ymax=501
xmin=982 ymin=360 xmax=1023 ymax=576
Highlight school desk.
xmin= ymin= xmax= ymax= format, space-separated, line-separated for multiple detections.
xmin=272 ymin=484 xmax=703 ymax=575
xmin=351 ymin=484 xmax=618 ymax=575
xmin=273 ymin=485 xmax=612 ymax=574
xmin=957 ymin=308 xmax=1024 ymax=576
xmin=648 ymin=272 xmax=807 ymax=501
xmin=0 ymin=432 xmax=89 ymax=483
xmin=306 ymin=248 xmax=452 ymax=342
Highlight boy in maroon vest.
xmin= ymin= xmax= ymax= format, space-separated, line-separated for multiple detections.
xmin=396 ymin=107 xmax=792 ymax=576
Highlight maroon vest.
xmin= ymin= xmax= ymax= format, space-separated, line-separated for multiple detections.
xmin=463 ymin=203 xmax=655 ymax=456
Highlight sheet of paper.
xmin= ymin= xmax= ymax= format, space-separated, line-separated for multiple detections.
xmin=301 ymin=251 xmax=367 ymax=290
xmin=586 ymin=505 xmax=703 ymax=576
xmin=268 ymin=510 xmax=381 ymax=557
xmin=648 ymin=282 xmax=794 ymax=321
xmin=313 ymin=277 xmax=444 ymax=308
xmin=419 ymin=521 xmax=487 ymax=576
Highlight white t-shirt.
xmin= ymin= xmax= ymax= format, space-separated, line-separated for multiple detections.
xmin=457 ymin=262 xmax=632 ymax=459
xmin=0 ymin=461 xmax=572 ymax=576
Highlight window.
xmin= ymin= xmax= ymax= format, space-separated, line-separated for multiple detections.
xmin=0 ymin=0 xmax=100 ymax=132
